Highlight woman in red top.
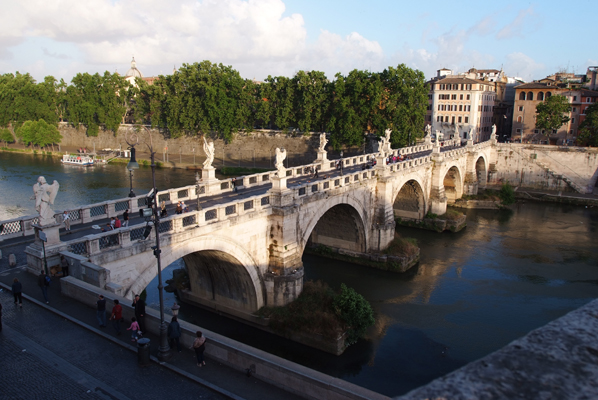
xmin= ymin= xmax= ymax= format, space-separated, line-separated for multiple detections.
xmin=110 ymin=299 xmax=123 ymax=335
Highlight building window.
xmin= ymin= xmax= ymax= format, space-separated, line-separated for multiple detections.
xmin=573 ymin=107 xmax=576 ymax=112
xmin=527 ymin=92 xmax=534 ymax=101
xmin=573 ymin=96 xmax=577 ymax=101
xmin=437 ymin=116 xmax=441 ymax=122
xmin=427 ymin=105 xmax=432 ymax=111
xmin=519 ymin=92 xmax=526 ymax=100
xmin=571 ymin=118 xmax=575 ymax=124
xmin=534 ymin=130 xmax=539 ymax=134
xmin=516 ymin=129 xmax=521 ymax=133
xmin=460 ymin=94 xmax=463 ymax=100
xmin=452 ymin=116 xmax=455 ymax=124
xmin=538 ymin=92 xmax=544 ymax=101
xmin=428 ymin=94 xmax=432 ymax=100
xmin=451 ymin=94 xmax=457 ymax=100
xmin=459 ymin=105 xmax=463 ymax=111
xmin=517 ymin=116 xmax=522 ymax=123
xmin=518 ymin=106 xmax=523 ymax=111
xmin=458 ymin=116 xmax=462 ymax=123
xmin=465 ymin=117 xmax=469 ymax=123
xmin=546 ymin=92 xmax=552 ymax=98
xmin=466 ymin=94 xmax=471 ymax=100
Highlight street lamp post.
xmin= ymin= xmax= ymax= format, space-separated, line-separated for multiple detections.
xmin=127 ymin=130 xmax=171 ymax=362
xmin=127 ymin=147 xmax=139 ymax=198
xmin=340 ymin=151 xmax=344 ymax=176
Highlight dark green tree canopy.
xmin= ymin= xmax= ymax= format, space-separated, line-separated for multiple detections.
xmin=535 ymin=95 xmax=571 ymax=133
xmin=578 ymin=102 xmax=598 ymax=147
xmin=16 ymin=119 xmax=62 ymax=149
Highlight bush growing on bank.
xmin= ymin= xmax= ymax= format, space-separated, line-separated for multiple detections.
xmin=256 ymin=280 xmax=375 ymax=345
xmin=384 ymin=233 xmax=419 ymax=258
xmin=499 ymin=182 xmax=515 ymax=206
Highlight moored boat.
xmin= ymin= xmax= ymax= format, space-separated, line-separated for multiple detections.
xmin=61 ymin=154 xmax=94 ymax=166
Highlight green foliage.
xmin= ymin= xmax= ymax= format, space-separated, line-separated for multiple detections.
xmin=498 ymin=182 xmax=515 ymax=205
xmin=578 ymin=102 xmax=598 ymax=147
xmin=66 ymin=71 xmax=130 ymax=136
xmin=384 ymin=233 xmax=419 ymax=258
xmin=0 ymin=73 xmax=63 ymax=129
xmin=333 ymin=283 xmax=375 ymax=344
xmin=535 ymin=95 xmax=571 ymax=132
xmin=425 ymin=211 xmax=438 ymax=219
xmin=0 ymin=128 xmax=14 ymax=145
xmin=440 ymin=209 xmax=464 ymax=221
xmin=16 ymin=119 xmax=62 ymax=149
xmin=257 ymin=280 xmax=374 ymax=345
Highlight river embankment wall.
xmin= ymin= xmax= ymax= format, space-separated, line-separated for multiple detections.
xmin=60 ymin=276 xmax=389 ymax=400
xmin=489 ymin=143 xmax=598 ymax=193
xmin=53 ymin=123 xmax=364 ymax=168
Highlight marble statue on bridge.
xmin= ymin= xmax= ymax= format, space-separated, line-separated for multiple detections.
xmin=378 ymin=129 xmax=393 ymax=157
xmin=202 ymin=137 xmax=215 ymax=169
xmin=31 ymin=176 xmax=59 ymax=225
xmin=318 ymin=133 xmax=328 ymax=152
xmin=275 ymin=147 xmax=287 ymax=176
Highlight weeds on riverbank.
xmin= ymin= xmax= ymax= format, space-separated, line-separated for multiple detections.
xmin=256 ymin=280 xmax=374 ymax=344
xmin=384 ymin=233 xmax=419 ymax=258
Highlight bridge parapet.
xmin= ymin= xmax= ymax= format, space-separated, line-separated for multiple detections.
xmin=55 ymin=191 xmax=273 ymax=259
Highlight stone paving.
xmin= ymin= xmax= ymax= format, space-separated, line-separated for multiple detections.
xmin=0 ymin=268 xmax=303 ymax=400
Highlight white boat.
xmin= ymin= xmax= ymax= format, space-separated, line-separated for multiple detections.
xmin=61 ymin=154 xmax=94 ymax=166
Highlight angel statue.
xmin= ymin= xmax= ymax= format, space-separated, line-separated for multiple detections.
xmin=202 ymin=137 xmax=215 ymax=169
xmin=384 ymin=128 xmax=392 ymax=143
xmin=31 ymin=176 xmax=59 ymax=224
xmin=425 ymin=124 xmax=432 ymax=138
xmin=318 ymin=133 xmax=328 ymax=152
xmin=491 ymin=124 xmax=497 ymax=138
xmin=275 ymin=147 xmax=287 ymax=176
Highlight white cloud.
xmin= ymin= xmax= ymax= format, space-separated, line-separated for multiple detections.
xmin=496 ymin=6 xmax=537 ymax=40
xmin=0 ymin=0 xmax=387 ymax=80
xmin=503 ymin=52 xmax=544 ymax=81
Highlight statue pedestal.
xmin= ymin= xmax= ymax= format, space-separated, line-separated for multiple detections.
xmin=201 ymin=167 xmax=218 ymax=182
xmin=33 ymin=223 xmax=61 ymax=246
xmin=272 ymin=176 xmax=288 ymax=191
xmin=316 ymin=151 xmax=330 ymax=171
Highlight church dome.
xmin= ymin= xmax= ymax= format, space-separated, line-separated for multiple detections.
xmin=125 ymin=57 xmax=144 ymax=78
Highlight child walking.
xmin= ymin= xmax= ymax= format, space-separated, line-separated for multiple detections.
xmin=127 ymin=317 xmax=141 ymax=342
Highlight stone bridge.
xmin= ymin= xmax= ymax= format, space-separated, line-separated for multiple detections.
xmin=2 ymin=134 xmax=554 ymax=322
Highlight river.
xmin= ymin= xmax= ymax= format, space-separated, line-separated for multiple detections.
xmin=1 ymin=151 xmax=597 ymax=397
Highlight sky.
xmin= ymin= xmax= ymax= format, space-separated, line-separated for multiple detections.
xmin=1 ymin=0 xmax=595 ymax=84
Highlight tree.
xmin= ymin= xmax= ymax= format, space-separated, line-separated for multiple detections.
xmin=535 ymin=95 xmax=571 ymax=133
xmin=578 ymin=102 xmax=598 ymax=147
xmin=333 ymin=283 xmax=375 ymax=345
xmin=498 ymin=182 xmax=515 ymax=206
xmin=0 ymin=128 xmax=14 ymax=146
xmin=66 ymin=72 xmax=130 ymax=136
xmin=16 ymin=119 xmax=62 ymax=150
xmin=292 ymin=70 xmax=329 ymax=133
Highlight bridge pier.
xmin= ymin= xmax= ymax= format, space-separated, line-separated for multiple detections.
xmin=429 ymin=147 xmax=448 ymax=215
xmin=266 ymin=177 xmax=304 ymax=307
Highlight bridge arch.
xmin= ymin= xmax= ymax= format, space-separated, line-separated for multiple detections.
xmin=393 ymin=178 xmax=427 ymax=221
xmin=300 ymin=194 xmax=369 ymax=255
xmin=442 ymin=164 xmax=464 ymax=203
xmin=126 ymin=235 xmax=264 ymax=311
xmin=475 ymin=155 xmax=488 ymax=187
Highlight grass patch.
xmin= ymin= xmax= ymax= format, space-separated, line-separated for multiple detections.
xmin=440 ymin=208 xmax=464 ymax=221
xmin=218 ymin=166 xmax=270 ymax=176
xmin=384 ymin=233 xmax=419 ymax=258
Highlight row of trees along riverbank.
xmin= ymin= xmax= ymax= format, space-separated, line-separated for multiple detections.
xmin=0 ymin=61 xmax=428 ymax=150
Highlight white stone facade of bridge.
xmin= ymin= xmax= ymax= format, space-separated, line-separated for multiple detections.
xmin=24 ymin=139 xmax=497 ymax=321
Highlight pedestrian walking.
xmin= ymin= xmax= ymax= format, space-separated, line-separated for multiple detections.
xmin=96 ymin=294 xmax=107 ymax=327
xmin=60 ymin=255 xmax=69 ymax=277
xmin=190 ymin=331 xmax=207 ymax=367
xmin=132 ymin=294 xmax=146 ymax=333
xmin=63 ymin=211 xmax=71 ymax=231
xmin=231 ymin=177 xmax=238 ymax=193
xmin=114 ymin=216 xmax=121 ymax=229
xmin=38 ymin=270 xmax=50 ymax=303
xmin=122 ymin=209 xmax=129 ymax=227
xmin=127 ymin=317 xmax=141 ymax=342
xmin=110 ymin=217 xmax=116 ymax=229
xmin=110 ymin=299 xmax=123 ymax=335
xmin=167 ymin=316 xmax=182 ymax=352
xmin=12 ymin=278 xmax=23 ymax=307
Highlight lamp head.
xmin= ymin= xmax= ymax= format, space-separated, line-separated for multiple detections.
xmin=127 ymin=147 xmax=140 ymax=171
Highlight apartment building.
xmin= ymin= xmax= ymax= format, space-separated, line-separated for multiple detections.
xmin=425 ymin=69 xmax=497 ymax=142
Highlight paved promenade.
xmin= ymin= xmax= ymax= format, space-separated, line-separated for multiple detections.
xmin=0 ymin=266 xmax=302 ymax=400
